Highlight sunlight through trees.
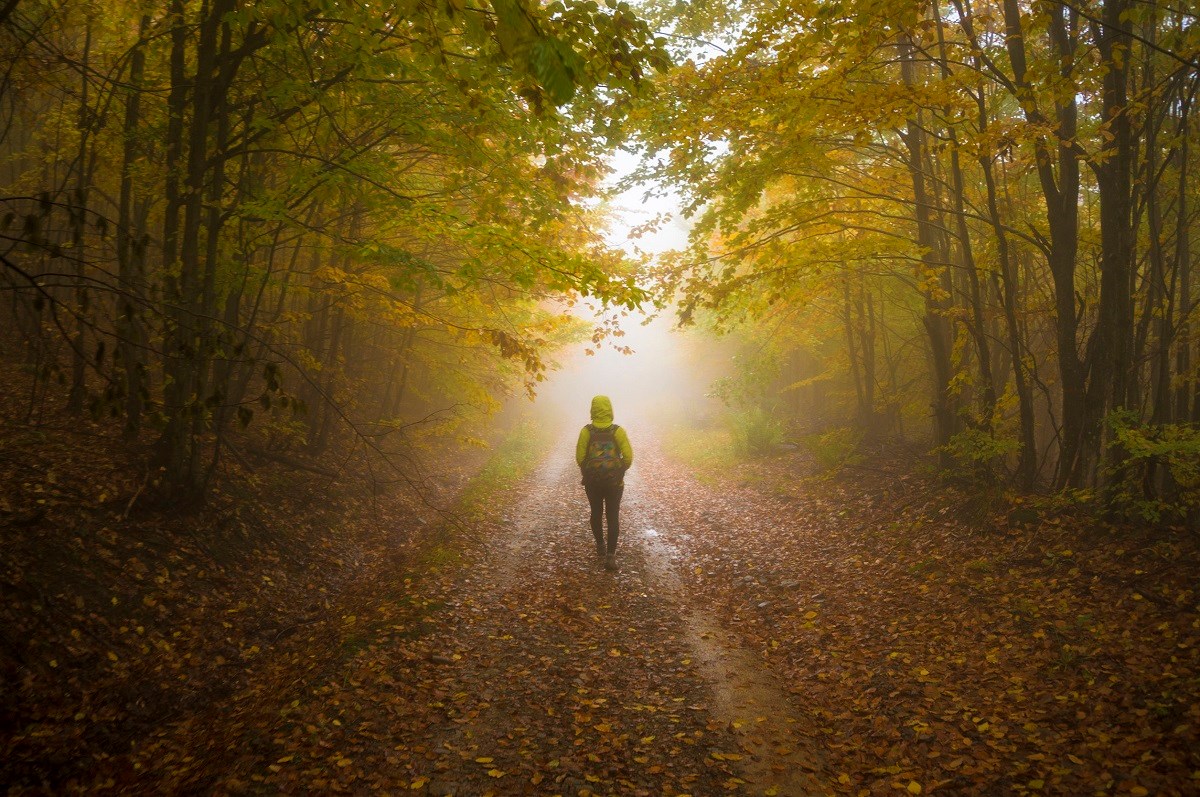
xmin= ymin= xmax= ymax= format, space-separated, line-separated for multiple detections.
xmin=636 ymin=0 xmax=1200 ymax=519
xmin=1 ymin=0 xmax=663 ymax=496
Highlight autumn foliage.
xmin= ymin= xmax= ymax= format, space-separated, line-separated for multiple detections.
xmin=3 ymin=0 xmax=1200 ymax=794
xmin=639 ymin=0 xmax=1200 ymax=518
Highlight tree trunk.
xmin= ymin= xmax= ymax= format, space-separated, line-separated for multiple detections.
xmin=1082 ymin=0 xmax=1135 ymax=496
xmin=66 ymin=15 xmax=93 ymax=414
xmin=861 ymin=281 xmax=879 ymax=438
xmin=843 ymin=270 xmax=866 ymax=427
xmin=932 ymin=0 xmax=996 ymax=425
xmin=1000 ymin=0 xmax=1084 ymax=486
xmin=1174 ymin=85 xmax=1196 ymax=422
xmin=900 ymin=35 xmax=957 ymax=463
xmin=981 ymin=151 xmax=1038 ymax=486
xmin=192 ymin=16 xmax=235 ymax=485
xmin=116 ymin=14 xmax=150 ymax=440
xmin=158 ymin=0 xmax=190 ymax=482
xmin=309 ymin=307 xmax=345 ymax=454
xmin=160 ymin=0 xmax=233 ymax=495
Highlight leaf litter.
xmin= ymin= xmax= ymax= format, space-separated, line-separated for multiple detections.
xmin=3 ymin=403 xmax=1197 ymax=795
xmin=644 ymin=440 xmax=1200 ymax=795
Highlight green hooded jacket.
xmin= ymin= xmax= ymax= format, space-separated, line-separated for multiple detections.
xmin=576 ymin=395 xmax=633 ymax=476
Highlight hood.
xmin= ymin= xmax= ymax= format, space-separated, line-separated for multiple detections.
xmin=589 ymin=395 xmax=614 ymax=426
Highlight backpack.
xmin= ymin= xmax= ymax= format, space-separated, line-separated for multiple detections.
xmin=581 ymin=424 xmax=624 ymax=486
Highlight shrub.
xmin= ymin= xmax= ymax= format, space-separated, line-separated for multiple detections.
xmin=730 ymin=408 xmax=784 ymax=457
xmin=1107 ymin=413 xmax=1200 ymax=523
xmin=802 ymin=426 xmax=864 ymax=471
xmin=941 ymin=427 xmax=1021 ymax=474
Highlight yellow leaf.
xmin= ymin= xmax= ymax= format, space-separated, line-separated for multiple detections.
xmin=475 ymin=757 xmax=494 ymax=764
xmin=531 ymin=773 xmax=544 ymax=785
xmin=337 ymin=758 xmax=352 ymax=768
xmin=594 ymin=723 xmax=613 ymax=733
xmin=804 ymin=610 xmax=818 ymax=620
xmin=486 ymin=768 xmax=506 ymax=778
xmin=1028 ymin=780 xmax=1044 ymax=789
xmin=609 ymin=648 xmax=621 ymax=657
xmin=585 ymin=774 xmax=600 ymax=782
xmin=907 ymin=782 xmax=922 ymax=795
xmin=410 ymin=777 xmax=429 ymax=789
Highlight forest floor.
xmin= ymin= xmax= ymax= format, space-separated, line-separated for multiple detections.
xmin=3 ymin=401 xmax=1200 ymax=795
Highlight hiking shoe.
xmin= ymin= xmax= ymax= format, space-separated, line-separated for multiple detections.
xmin=604 ymin=553 xmax=617 ymax=571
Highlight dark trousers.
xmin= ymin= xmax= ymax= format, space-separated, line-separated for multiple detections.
xmin=584 ymin=481 xmax=624 ymax=554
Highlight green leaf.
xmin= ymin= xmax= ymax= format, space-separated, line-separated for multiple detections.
xmin=530 ymin=37 xmax=580 ymax=105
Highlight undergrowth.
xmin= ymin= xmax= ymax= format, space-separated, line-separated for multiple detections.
xmin=799 ymin=426 xmax=865 ymax=472
xmin=729 ymin=408 xmax=784 ymax=457
xmin=454 ymin=417 xmax=553 ymax=521
xmin=664 ymin=422 xmax=738 ymax=485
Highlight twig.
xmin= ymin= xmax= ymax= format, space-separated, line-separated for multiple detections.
xmin=242 ymin=446 xmax=341 ymax=479
xmin=121 ymin=470 xmax=150 ymax=521
xmin=271 ymin=616 xmax=323 ymax=643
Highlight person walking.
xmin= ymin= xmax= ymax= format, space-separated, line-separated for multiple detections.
xmin=576 ymin=395 xmax=633 ymax=571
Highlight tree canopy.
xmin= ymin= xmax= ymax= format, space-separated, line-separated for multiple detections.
xmin=1 ymin=0 xmax=667 ymax=495
xmin=3 ymin=0 xmax=1199 ymax=517
xmin=636 ymin=0 xmax=1200 ymax=518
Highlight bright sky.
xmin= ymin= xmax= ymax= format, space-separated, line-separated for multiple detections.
xmin=526 ymin=150 xmax=720 ymax=434
xmin=602 ymin=147 xmax=692 ymax=259
xmin=529 ymin=304 xmax=719 ymax=436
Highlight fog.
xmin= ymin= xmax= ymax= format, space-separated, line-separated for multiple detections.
xmin=522 ymin=149 xmax=722 ymax=440
xmin=528 ymin=308 xmax=724 ymax=439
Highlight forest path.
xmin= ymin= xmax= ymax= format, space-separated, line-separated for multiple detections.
xmin=401 ymin=431 xmax=829 ymax=796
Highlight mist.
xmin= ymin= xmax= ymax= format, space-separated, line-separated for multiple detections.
xmin=527 ymin=308 xmax=724 ymax=441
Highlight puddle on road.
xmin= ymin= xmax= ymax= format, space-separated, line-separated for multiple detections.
xmin=639 ymin=527 xmax=827 ymax=797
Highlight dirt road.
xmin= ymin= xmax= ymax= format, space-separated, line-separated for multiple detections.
xmin=388 ymin=435 xmax=829 ymax=796
xmin=30 ymin=424 xmax=1197 ymax=795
